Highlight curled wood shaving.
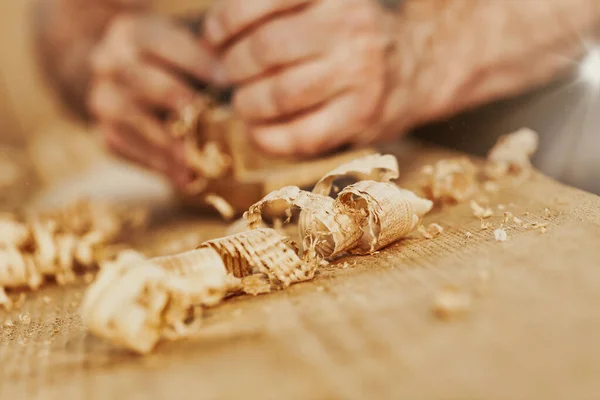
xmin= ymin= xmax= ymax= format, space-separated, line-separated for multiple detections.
xmin=245 ymin=186 xmax=361 ymax=259
xmin=204 ymin=193 xmax=235 ymax=220
xmin=0 ymin=200 xmax=146 ymax=299
xmin=81 ymin=248 xmax=240 ymax=354
xmin=81 ymin=228 xmax=317 ymax=353
xmin=419 ymin=223 xmax=444 ymax=239
xmin=421 ymin=157 xmax=479 ymax=203
xmin=336 ymin=181 xmax=433 ymax=254
xmin=485 ymin=128 xmax=539 ymax=179
xmin=201 ymin=229 xmax=312 ymax=287
xmin=312 ymin=153 xmax=399 ymax=196
xmin=470 ymin=200 xmax=494 ymax=219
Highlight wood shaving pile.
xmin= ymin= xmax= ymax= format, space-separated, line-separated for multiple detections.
xmin=0 ymin=200 xmax=147 ymax=310
xmin=82 ymin=154 xmax=434 ymax=353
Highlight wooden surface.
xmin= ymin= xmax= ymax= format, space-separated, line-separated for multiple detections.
xmin=2 ymin=146 xmax=600 ymax=400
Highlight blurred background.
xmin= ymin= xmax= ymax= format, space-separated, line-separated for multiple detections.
xmin=1 ymin=0 xmax=598 ymax=214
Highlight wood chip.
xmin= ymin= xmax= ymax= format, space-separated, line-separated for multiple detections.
xmin=471 ymin=200 xmax=494 ymax=219
xmin=465 ymin=232 xmax=473 ymax=239
xmin=494 ymin=228 xmax=508 ymax=242
xmin=480 ymin=220 xmax=492 ymax=230
xmin=433 ymin=287 xmax=472 ymax=320
xmin=204 ymin=193 xmax=235 ymax=220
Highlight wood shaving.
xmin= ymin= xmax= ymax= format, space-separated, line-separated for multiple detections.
xmin=494 ymin=228 xmax=508 ymax=242
xmin=539 ymin=227 xmax=548 ymax=234
xmin=480 ymin=220 xmax=492 ymax=230
xmin=82 ymin=153 xmax=435 ymax=354
xmin=81 ymin=228 xmax=317 ymax=354
xmin=19 ymin=313 xmax=31 ymax=324
xmin=337 ymin=181 xmax=433 ymax=255
xmin=465 ymin=232 xmax=473 ymax=239
xmin=245 ymin=186 xmax=361 ymax=258
xmin=470 ymin=200 xmax=494 ymax=219
xmin=544 ymin=208 xmax=552 ymax=217
xmin=204 ymin=193 xmax=235 ymax=220
xmin=421 ymin=157 xmax=479 ymax=203
xmin=485 ymin=128 xmax=539 ymax=179
xmin=311 ymin=153 xmax=399 ymax=196
xmin=241 ymin=274 xmax=272 ymax=296
xmin=418 ymin=223 xmax=444 ymax=239
xmin=433 ymin=287 xmax=472 ymax=320
xmin=0 ymin=200 xmax=146 ymax=303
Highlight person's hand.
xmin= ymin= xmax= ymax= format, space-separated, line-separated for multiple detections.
xmin=88 ymin=13 xmax=223 ymax=188
xmin=205 ymin=0 xmax=398 ymax=156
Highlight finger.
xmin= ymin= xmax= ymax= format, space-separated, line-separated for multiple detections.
xmin=138 ymin=17 xmax=219 ymax=82
xmin=100 ymin=123 xmax=169 ymax=173
xmin=249 ymin=94 xmax=367 ymax=156
xmin=205 ymin=0 xmax=313 ymax=47
xmin=90 ymin=30 xmax=138 ymax=77
xmin=88 ymin=79 xmax=170 ymax=148
xmin=233 ymin=57 xmax=347 ymax=121
xmin=221 ymin=10 xmax=323 ymax=83
xmin=121 ymin=61 xmax=196 ymax=111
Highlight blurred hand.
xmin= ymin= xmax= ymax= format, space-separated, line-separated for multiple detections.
xmin=205 ymin=0 xmax=394 ymax=156
xmin=88 ymin=13 xmax=222 ymax=188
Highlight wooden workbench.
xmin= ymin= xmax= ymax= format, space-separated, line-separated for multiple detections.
xmin=2 ymin=146 xmax=600 ymax=400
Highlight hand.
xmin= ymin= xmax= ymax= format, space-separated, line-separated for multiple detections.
xmin=205 ymin=0 xmax=396 ymax=156
xmin=88 ymin=13 xmax=223 ymax=189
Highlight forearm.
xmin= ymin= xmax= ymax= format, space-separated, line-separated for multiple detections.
xmin=384 ymin=0 xmax=600 ymax=130
xmin=33 ymin=0 xmax=144 ymax=119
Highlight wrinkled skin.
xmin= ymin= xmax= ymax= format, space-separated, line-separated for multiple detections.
xmin=205 ymin=0 xmax=395 ymax=156
xmin=87 ymin=13 xmax=224 ymax=188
